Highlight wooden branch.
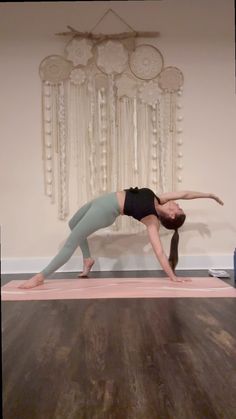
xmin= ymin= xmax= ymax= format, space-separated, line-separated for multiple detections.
xmin=55 ymin=26 xmax=160 ymax=39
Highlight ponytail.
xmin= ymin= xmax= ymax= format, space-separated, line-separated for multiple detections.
xmin=159 ymin=213 xmax=185 ymax=272
xmin=168 ymin=229 xmax=179 ymax=272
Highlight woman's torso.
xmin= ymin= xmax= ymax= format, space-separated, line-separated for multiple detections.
xmin=116 ymin=188 xmax=160 ymax=221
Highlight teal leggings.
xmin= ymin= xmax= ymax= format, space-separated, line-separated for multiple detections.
xmin=41 ymin=192 xmax=120 ymax=278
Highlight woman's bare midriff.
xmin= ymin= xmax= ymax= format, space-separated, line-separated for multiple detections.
xmin=116 ymin=191 xmax=126 ymax=214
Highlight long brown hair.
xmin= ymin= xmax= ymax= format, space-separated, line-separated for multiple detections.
xmin=159 ymin=213 xmax=186 ymax=271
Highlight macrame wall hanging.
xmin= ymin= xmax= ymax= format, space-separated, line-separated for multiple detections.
xmin=39 ymin=9 xmax=184 ymax=232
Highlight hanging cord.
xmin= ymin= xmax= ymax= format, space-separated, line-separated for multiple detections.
xmin=89 ymin=8 xmax=135 ymax=33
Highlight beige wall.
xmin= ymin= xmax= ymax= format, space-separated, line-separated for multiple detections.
xmin=1 ymin=0 xmax=235 ymax=273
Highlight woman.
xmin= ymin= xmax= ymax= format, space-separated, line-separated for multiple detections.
xmin=19 ymin=187 xmax=223 ymax=289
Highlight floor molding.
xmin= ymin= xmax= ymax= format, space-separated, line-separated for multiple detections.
xmin=2 ymin=254 xmax=233 ymax=274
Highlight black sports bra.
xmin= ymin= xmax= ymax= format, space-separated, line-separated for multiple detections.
xmin=123 ymin=187 xmax=161 ymax=221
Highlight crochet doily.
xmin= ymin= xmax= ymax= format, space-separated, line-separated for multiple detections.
xmin=129 ymin=44 xmax=163 ymax=80
xmin=65 ymin=37 xmax=93 ymax=66
xmin=138 ymin=80 xmax=160 ymax=106
xmin=158 ymin=66 xmax=184 ymax=92
xmin=69 ymin=68 xmax=86 ymax=85
xmin=39 ymin=55 xmax=73 ymax=83
xmin=96 ymin=40 xmax=128 ymax=75
xmin=116 ymin=74 xmax=138 ymax=98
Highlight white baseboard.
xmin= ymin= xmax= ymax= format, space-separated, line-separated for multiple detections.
xmin=2 ymin=254 xmax=234 ymax=274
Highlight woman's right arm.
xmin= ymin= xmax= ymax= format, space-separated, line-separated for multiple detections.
xmin=144 ymin=218 xmax=190 ymax=282
xmin=146 ymin=223 xmax=176 ymax=281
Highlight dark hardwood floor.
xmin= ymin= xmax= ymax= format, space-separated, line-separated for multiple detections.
xmin=1 ymin=270 xmax=236 ymax=419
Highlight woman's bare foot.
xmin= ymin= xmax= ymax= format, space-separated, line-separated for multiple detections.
xmin=78 ymin=258 xmax=95 ymax=277
xmin=18 ymin=273 xmax=45 ymax=289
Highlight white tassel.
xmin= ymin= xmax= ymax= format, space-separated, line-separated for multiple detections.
xmin=159 ymin=93 xmax=166 ymax=192
xmin=42 ymin=82 xmax=56 ymax=203
xmin=87 ymin=76 xmax=96 ymax=197
xmin=108 ymin=74 xmax=117 ymax=192
xmin=151 ymin=104 xmax=158 ymax=186
xmin=57 ymin=82 xmax=69 ymax=220
xmin=133 ymin=96 xmax=138 ymax=173
xmin=98 ymin=87 xmax=108 ymax=192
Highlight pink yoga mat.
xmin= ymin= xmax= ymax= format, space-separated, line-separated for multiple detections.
xmin=1 ymin=277 xmax=236 ymax=301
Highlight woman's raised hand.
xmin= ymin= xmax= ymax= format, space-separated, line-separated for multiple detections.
xmin=211 ymin=194 xmax=224 ymax=205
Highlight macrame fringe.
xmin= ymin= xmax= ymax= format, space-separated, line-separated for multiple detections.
xmin=40 ymin=35 xmax=184 ymax=230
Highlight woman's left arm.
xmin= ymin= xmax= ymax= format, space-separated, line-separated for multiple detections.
xmin=159 ymin=191 xmax=224 ymax=205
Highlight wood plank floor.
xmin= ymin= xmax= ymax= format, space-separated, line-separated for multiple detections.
xmin=2 ymin=271 xmax=236 ymax=419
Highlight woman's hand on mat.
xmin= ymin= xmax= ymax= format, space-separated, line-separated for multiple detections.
xmin=211 ymin=194 xmax=224 ymax=205
xmin=171 ymin=276 xmax=192 ymax=283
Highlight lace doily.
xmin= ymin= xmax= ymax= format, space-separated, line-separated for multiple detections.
xmin=69 ymin=68 xmax=86 ymax=85
xmin=158 ymin=66 xmax=184 ymax=92
xmin=96 ymin=40 xmax=128 ymax=75
xmin=138 ymin=81 xmax=160 ymax=106
xmin=65 ymin=37 xmax=93 ymax=66
xmin=116 ymin=74 xmax=138 ymax=98
xmin=39 ymin=55 xmax=73 ymax=83
xmin=129 ymin=44 xmax=163 ymax=80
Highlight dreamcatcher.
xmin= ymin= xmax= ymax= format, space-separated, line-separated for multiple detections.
xmin=39 ymin=9 xmax=184 ymax=232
